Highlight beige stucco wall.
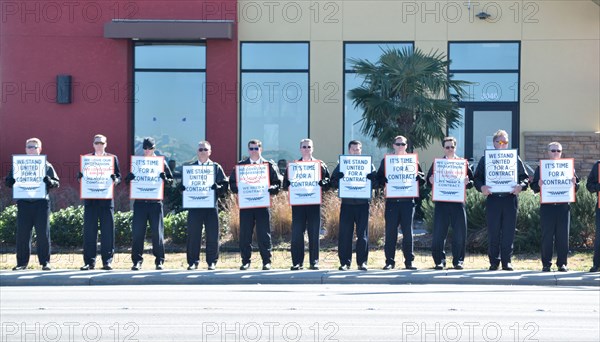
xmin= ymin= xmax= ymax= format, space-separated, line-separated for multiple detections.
xmin=238 ymin=0 xmax=600 ymax=170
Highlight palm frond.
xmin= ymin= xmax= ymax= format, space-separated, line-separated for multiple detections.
xmin=348 ymin=47 xmax=470 ymax=150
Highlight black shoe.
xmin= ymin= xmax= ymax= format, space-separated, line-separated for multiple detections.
xmin=207 ymin=263 xmax=216 ymax=271
xmin=42 ymin=263 xmax=52 ymax=271
xmin=542 ymin=266 xmax=551 ymax=272
xmin=262 ymin=263 xmax=272 ymax=271
xmin=434 ymin=264 xmax=445 ymax=270
xmin=80 ymin=264 xmax=95 ymax=271
xmin=338 ymin=264 xmax=349 ymax=271
xmin=290 ymin=264 xmax=303 ymax=271
xmin=589 ymin=266 xmax=600 ymax=273
xmin=488 ymin=264 xmax=499 ymax=271
xmin=558 ymin=265 xmax=568 ymax=272
xmin=405 ymin=263 xmax=417 ymax=270
xmin=309 ymin=263 xmax=319 ymax=270
xmin=454 ymin=263 xmax=464 ymax=270
xmin=240 ymin=263 xmax=251 ymax=270
xmin=155 ymin=263 xmax=164 ymax=270
xmin=187 ymin=263 xmax=198 ymax=271
xmin=131 ymin=262 xmax=142 ymax=271
xmin=12 ymin=265 xmax=27 ymax=271
xmin=502 ymin=263 xmax=514 ymax=271
xmin=358 ymin=263 xmax=368 ymax=271
xmin=382 ymin=264 xmax=394 ymax=270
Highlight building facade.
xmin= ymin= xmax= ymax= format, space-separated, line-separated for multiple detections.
xmin=1 ymin=1 xmax=598 ymax=193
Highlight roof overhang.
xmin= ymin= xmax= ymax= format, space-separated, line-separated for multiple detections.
xmin=104 ymin=19 xmax=234 ymax=40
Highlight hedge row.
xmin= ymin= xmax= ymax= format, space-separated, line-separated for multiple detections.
xmin=0 ymin=204 xmax=233 ymax=247
xmin=421 ymin=182 xmax=597 ymax=252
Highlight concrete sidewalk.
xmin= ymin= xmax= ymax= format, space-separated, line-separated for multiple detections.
xmin=1 ymin=268 xmax=599 ymax=287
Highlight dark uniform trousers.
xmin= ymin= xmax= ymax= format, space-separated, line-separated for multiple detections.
xmin=384 ymin=200 xmax=415 ymax=266
xmin=486 ymin=195 xmax=518 ymax=267
xmin=539 ymin=203 xmax=570 ymax=267
xmin=594 ymin=208 xmax=600 ymax=267
xmin=432 ymin=202 xmax=467 ymax=267
xmin=291 ymin=204 xmax=321 ymax=266
xmin=187 ymin=207 xmax=220 ymax=266
xmin=338 ymin=203 xmax=369 ymax=267
xmin=16 ymin=199 xmax=51 ymax=266
xmin=586 ymin=161 xmax=600 ymax=268
xmin=83 ymin=200 xmax=115 ymax=266
xmin=131 ymin=201 xmax=165 ymax=265
xmin=239 ymin=208 xmax=272 ymax=265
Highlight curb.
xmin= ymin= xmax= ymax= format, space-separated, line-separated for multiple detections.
xmin=1 ymin=269 xmax=599 ymax=287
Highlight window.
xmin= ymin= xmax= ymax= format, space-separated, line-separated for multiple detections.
xmin=449 ymin=42 xmax=520 ymax=102
xmin=134 ymin=43 xmax=206 ymax=164
xmin=448 ymin=42 xmax=521 ymax=161
xmin=344 ymin=42 xmax=413 ymax=161
xmin=240 ymin=42 xmax=309 ymax=163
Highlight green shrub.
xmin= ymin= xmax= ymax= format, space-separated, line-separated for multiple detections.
xmin=114 ymin=210 xmax=133 ymax=246
xmin=163 ymin=184 xmax=183 ymax=214
xmin=0 ymin=205 xmax=18 ymax=244
xmin=465 ymin=189 xmax=487 ymax=230
xmin=423 ymin=183 xmax=597 ymax=254
xmin=164 ymin=210 xmax=188 ymax=244
xmin=421 ymin=188 xmax=486 ymax=233
xmin=422 ymin=188 xmax=488 ymax=252
xmin=50 ymin=206 xmax=84 ymax=247
xmin=414 ymin=184 xmax=431 ymax=221
xmin=570 ymin=179 xmax=597 ymax=249
xmin=421 ymin=198 xmax=434 ymax=233
xmin=514 ymin=190 xmax=541 ymax=253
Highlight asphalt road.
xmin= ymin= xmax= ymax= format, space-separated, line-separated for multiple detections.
xmin=1 ymin=284 xmax=599 ymax=341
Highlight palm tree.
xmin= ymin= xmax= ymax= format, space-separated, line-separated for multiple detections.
xmin=348 ymin=47 xmax=469 ymax=150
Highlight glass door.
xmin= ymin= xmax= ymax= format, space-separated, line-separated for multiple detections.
xmin=450 ymin=103 xmax=519 ymax=162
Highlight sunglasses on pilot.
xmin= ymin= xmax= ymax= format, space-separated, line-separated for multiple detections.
xmin=549 ymin=149 xmax=562 ymax=153
xmin=394 ymin=142 xmax=407 ymax=146
xmin=198 ymin=148 xmax=210 ymax=152
xmin=444 ymin=146 xmax=456 ymax=150
xmin=248 ymin=147 xmax=260 ymax=151
xmin=495 ymin=140 xmax=509 ymax=145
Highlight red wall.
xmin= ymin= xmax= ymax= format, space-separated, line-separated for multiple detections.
xmin=0 ymin=1 xmax=238 ymax=190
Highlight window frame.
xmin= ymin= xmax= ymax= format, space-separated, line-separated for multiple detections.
xmin=448 ymin=41 xmax=521 ymax=103
xmin=132 ymin=40 xmax=207 ymax=159
xmin=447 ymin=41 xmax=521 ymax=160
xmin=239 ymin=41 xmax=310 ymax=161
xmin=343 ymin=41 xmax=414 ymax=156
